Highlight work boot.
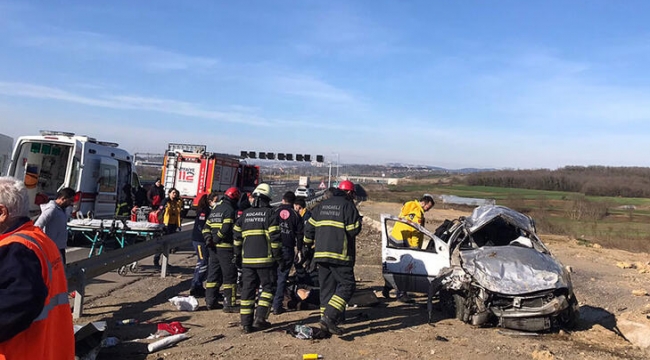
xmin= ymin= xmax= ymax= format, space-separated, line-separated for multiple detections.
xmin=252 ymin=318 xmax=272 ymax=331
xmin=381 ymin=284 xmax=391 ymax=299
xmin=397 ymin=292 xmax=415 ymax=304
xmin=190 ymin=287 xmax=205 ymax=298
xmin=319 ymin=315 xmax=344 ymax=336
xmin=242 ymin=325 xmax=255 ymax=334
xmin=206 ymin=302 xmax=223 ymax=311
xmin=223 ymin=306 xmax=238 ymax=313
xmin=272 ymin=307 xmax=286 ymax=316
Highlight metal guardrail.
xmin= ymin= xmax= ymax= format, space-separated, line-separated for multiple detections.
xmin=66 ymin=230 xmax=190 ymax=319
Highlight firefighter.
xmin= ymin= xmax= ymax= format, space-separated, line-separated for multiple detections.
xmin=271 ymin=191 xmax=304 ymax=315
xmin=233 ymin=183 xmax=283 ymax=333
xmin=202 ymin=187 xmax=240 ymax=311
xmin=304 ymin=180 xmax=362 ymax=336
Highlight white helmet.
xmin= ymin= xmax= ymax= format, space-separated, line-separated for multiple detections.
xmin=253 ymin=183 xmax=272 ymax=198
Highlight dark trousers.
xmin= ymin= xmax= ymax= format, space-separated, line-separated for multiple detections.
xmin=191 ymin=241 xmax=209 ymax=290
xmin=59 ymin=248 xmax=66 ymax=265
xmin=217 ymin=247 xmax=237 ymax=307
xmin=318 ymin=262 xmax=355 ymax=324
xmin=240 ymin=266 xmax=276 ymax=327
xmin=205 ymin=246 xmax=223 ymax=307
xmin=272 ymin=246 xmax=295 ymax=311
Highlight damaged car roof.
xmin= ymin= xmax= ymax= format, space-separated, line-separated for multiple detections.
xmin=465 ymin=205 xmax=536 ymax=234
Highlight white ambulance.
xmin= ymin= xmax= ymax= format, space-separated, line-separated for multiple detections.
xmin=7 ymin=130 xmax=140 ymax=219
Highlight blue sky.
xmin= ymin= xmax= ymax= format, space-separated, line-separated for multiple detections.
xmin=1 ymin=1 xmax=650 ymax=169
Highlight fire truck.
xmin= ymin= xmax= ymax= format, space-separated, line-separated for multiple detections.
xmin=160 ymin=143 xmax=260 ymax=216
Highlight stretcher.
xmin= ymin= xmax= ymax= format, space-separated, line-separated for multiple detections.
xmin=67 ymin=218 xmax=165 ymax=263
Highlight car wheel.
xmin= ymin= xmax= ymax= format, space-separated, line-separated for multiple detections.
xmin=558 ymin=296 xmax=580 ymax=329
xmin=180 ymin=209 xmax=189 ymax=218
xmin=440 ymin=291 xmax=469 ymax=322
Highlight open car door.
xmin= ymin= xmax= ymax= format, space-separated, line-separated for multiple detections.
xmin=381 ymin=214 xmax=450 ymax=294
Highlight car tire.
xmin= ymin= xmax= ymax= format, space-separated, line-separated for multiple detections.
xmin=558 ymin=295 xmax=580 ymax=329
xmin=440 ymin=291 xmax=469 ymax=322
xmin=180 ymin=209 xmax=189 ymax=218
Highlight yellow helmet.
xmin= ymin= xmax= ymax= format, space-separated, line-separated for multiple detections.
xmin=253 ymin=183 xmax=272 ymax=198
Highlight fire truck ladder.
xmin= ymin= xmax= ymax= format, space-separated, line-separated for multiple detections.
xmin=163 ymin=151 xmax=178 ymax=191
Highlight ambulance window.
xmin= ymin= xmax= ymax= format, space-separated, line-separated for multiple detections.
xmin=98 ymin=164 xmax=117 ymax=193
xmin=131 ymin=173 xmax=141 ymax=188
xmin=69 ymin=158 xmax=80 ymax=189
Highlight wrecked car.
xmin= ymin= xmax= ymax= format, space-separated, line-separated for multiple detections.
xmin=381 ymin=205 xmax=579 ymax=332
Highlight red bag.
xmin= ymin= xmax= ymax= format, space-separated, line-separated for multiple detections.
xmin=152 ymin=195 xmax=161 ymax=207
xmin=156 ymin=321 xmax=187 ymax=335
xmin=148 ymin=210 xmax=161 ymax=224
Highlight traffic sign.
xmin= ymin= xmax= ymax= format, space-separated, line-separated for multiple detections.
xmin=319 ymin=181 xmax=326 ymax=189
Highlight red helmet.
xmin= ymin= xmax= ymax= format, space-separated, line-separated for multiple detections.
xmin=224 ymin=187 xmax=241 ymax=200
xmin=338 ymin=180 xmax=355 ymax=192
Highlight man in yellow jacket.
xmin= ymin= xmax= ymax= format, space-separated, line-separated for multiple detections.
xmin=391 ymin=195 xmax=435 ymax=248
xmin=385 ymin=194 xmax=435 ymax=303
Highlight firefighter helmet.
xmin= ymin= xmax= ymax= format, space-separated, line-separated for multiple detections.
xmin=224 ymin=187 xmax=241 ymax=200
xmin=253 ymin=183 xmax=272 ymax=198
xmin=338 ymin=180 xmax=355 ymax=192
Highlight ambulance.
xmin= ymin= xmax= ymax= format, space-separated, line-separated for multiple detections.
xmin=161 ymin=143 xmax=260 ymax=216
xmin=7 ymin=130 xmax=140 ymax=219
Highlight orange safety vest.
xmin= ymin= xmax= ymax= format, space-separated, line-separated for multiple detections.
xmin=0 ymin=222 xmax=75 ymax=360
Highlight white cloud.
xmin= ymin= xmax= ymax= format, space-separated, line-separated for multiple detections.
xmin=271 ymin=74 xmax=357 ymax=103
xmin=0 ymin=81 xmax=267 ymax=126
xmin=17 ymin=30 xmax=217 ymax=72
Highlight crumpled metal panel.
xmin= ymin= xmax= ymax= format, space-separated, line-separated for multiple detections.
xmin=466 ymin=205 xmax=536 ymax=234
xmin=460 ymin=246 xmax=568 ymax=294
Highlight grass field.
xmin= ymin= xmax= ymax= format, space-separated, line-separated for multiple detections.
xmin=364 ymin=181 xmax=650 ymax=253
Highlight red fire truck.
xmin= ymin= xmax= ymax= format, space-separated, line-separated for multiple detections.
xmin=160 ymin=143 xmax=260 ymax=216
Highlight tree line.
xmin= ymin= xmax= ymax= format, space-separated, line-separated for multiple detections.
xmin=465 ymin=166 xmax=650 ymax=198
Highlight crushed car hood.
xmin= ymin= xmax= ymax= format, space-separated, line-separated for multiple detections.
xmin=460 ymin=246 xmax=569 ymax=295
xmin=465 ymin=205 xmax=536 ymax=234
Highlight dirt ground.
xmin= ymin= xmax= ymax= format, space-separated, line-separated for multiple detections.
xmin=77 ymin=201 xmax=650 ymax=360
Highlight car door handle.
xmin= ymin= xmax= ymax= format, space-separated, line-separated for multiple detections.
xmin=386 ymin=256 xmax=397 ymax=262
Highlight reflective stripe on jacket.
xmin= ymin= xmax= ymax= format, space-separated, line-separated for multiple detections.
xmin=390 ymin=200 xmax=425 ymax=248
xmin=233 ymin=205 xmax=281 ymax=267
xmin=0 ymin=222 xmax=75 ymax=360
xmin=202 ymin=199 xmax=236 ymax=248
xmin=304 ymin=190 xmax=362 ymax=266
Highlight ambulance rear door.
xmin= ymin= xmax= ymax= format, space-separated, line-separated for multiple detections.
xmin=95 ymin=157 xmax=119 ymax=218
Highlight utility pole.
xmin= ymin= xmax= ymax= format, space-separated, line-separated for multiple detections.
xmin=327 ymin=161 xmax=332 ymax=188
xmin=336 ymin=153 xmax=339 ymax=179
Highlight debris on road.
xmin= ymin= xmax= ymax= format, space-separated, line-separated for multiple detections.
xmin=147 ymin=333 xmax=189 ymax=353
xmin=168 ymin=295 xmax=199 ymax=311
xmin=631 ymin=289 xmax=648 ymax=296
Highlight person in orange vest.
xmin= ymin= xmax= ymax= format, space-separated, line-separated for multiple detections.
xmin=0 ymin=176 xmax=75 ymax=360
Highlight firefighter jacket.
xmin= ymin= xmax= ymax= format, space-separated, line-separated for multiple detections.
xmin=233 ymin=199 xmax=281 ymax=268
xmin=304 ymin=189 xmax=362 ymax=266
xmin=0 ymin=218 xmax=75 ymax=360
xmin=202 ymin=198 xmax=236 ymax=248
xmin=161 ymin=197 xmax=183 ymax=226
xmin=275 ymin=203 xmax=304 ymax=249
xmin=391 ymin=200 xmax=425 ymax=248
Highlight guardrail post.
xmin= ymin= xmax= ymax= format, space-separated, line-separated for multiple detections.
xmin=160 ymin=243 xmax=169 ymax=278
xmin=72 ymin=269 xmax=86 ymax=319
